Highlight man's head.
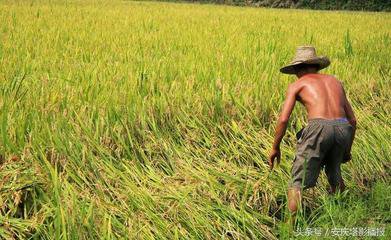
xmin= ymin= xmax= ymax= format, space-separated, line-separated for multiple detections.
xmin=280 ymin=46 xmax=330 ymax=76
xmin=293 ymin=63 xmax=320 ymax=78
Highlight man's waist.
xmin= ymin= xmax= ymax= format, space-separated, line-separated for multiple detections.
xmin=308 ymin=117 xmax=350 ymax=125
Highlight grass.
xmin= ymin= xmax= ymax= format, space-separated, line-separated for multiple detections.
xmin=0 ymin=0 xmax=390 ymax=239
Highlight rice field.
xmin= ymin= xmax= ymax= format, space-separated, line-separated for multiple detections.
xmin=0 ymin=0 xmax=390 ymax=239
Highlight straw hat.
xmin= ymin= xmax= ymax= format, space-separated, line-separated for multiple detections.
xmin=280 ymin=46 xmax=330 ymax=74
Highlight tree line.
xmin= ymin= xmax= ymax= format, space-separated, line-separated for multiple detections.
xmin=157 ymin=0 xmax=391 ymax=11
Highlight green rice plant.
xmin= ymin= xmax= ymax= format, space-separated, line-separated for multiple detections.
xmin=344 ymin=29 xmax=354 ymax=57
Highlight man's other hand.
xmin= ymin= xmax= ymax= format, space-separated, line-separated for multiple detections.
xmin=342 ymin=152 xmax=352 ymax=163
xmin=268 ymin=147 xmax=281 ymax=170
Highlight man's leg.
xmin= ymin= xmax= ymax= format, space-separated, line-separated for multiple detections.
xmin=325 ymin=143 xmax=346 ymax=194
xmin=287 ymin=187 xmax=302 ymax=225
xmin=327 ymin=123 xmax=353 ymax=194
xmin=288 ymin=121 xmax=324 ymax=224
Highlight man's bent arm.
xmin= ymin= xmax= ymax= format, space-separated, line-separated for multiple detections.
xmin=269 ymin=84 xmax=298 ymax=169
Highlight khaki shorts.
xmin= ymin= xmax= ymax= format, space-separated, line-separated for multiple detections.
xmin=289 ymin=118 xmax=353 ymax=190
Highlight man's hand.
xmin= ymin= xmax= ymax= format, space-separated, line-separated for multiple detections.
xmin=342 ymin=152 xmax=352 ymax=163
xmin=268 ymin=147 xmax=281 ymax=170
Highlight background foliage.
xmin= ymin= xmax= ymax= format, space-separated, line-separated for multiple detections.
xmin=158 ymin=0 xmax=391 ymax=11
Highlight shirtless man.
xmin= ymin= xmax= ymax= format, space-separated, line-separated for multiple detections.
xmin=268 ymin=46 xmax=357 ymax=215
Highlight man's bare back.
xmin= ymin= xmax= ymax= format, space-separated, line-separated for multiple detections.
xmin=292 ymin=73 xmax=351 ymax=120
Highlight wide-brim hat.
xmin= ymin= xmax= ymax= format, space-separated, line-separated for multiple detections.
xmin=280 ymin=46 xmax=330 ymax=74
